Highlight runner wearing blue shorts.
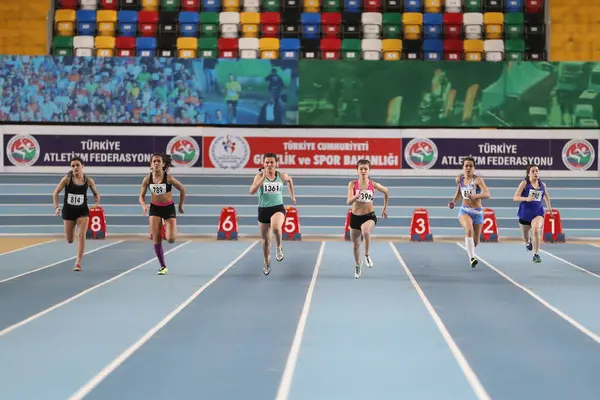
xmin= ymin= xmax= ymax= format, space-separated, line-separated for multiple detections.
xmin=512 ymin=164 xmax=554 ymax=263
xmin=448 ymin=157 xmax=491 ymax=268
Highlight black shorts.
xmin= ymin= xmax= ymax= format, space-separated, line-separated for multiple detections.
xmin=258 ymin=204 xmax=286 ymax=224
xmin=149 ymin=203 xmax=177 ymax=220
xmin=350 ymin=212 xmax=377 ymax=230
xmin=62 ymin=205 xmax=89 ymax=221
xmin=519 ymin=218 xmax=532 ymax=226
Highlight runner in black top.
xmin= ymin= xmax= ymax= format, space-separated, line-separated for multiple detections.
xmin=52 ymin=156 xmax=100 ymax=271
xmin=139 ymin=153 xmax=187 ymax=275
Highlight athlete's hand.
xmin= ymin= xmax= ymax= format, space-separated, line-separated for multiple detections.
xmin=526 ymin=193 xmax=535 ymax=202
xmin=55 ymin=207 xmax=61 ymax=216
xmin=179 ymin=204 xmax=185 ymax=214
xmin=94 ymin=195 xmax=100 ymax=204
xmin=547 ymin=209 xmax=554 ymax=219
xmin=448 ymin=201 xmax=455 ymax=209
xmin=290 ymin=196 xmax=296 ymax=205
xmin=142 ymin=205 xmax=149 ymax=215
xmin=381 ymin=208 xmax=388 ymax=219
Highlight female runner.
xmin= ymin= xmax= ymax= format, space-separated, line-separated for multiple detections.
xmin=139 ymin=153 xmax=186 ymax=275
xmin=346 ymin=159 xmax=389 ymax=279
xmin=448 ymin=157 xmax=491 ymax=268
xmin=52 ymin=156 xmax=100 ymax=271
xmin=249 ymin=153 xmax=296 ymax=276
xmin=512 ymin=164 xmax=553 ymax=263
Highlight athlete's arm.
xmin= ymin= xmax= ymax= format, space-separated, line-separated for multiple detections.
xmin=169 ymin=175 xmax=186 ymax=213
xmin=512 ymin=180 xmax=530 ymax=202
xmin=543 ymin=183 xmax=553 ymax=211
xmin=473 ymin=177 xmax=491 ymax=200
xmin=346 ymin=181 xmax=359 ymax=205
xmin=373 ymin=182 xmax=389 ymax=218
xmin=139 ymin=176 xmax=150 ymax=213
xmin=281 ymin=173 xmax=296 ymax=205
xmin=249 ymin=173 xmax=264 ymax=195
xmin=88 ymin=177 xmax=101 ymax=204
xmin=52 ymin=176 xmax=69 ymax=212
xmin=452 ymin=176 xmax=461 ymax=202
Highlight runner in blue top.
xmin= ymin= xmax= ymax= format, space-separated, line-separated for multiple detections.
xmin=249 ymin=152 xmax=296 ymax=276
xmin=512 ymin=164 xmax=554 ymax=263
xmin=448 ymin=157 xmax=491 ymax=268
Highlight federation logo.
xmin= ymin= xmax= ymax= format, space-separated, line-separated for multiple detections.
xmin=166 ymin=136 xmax=200 ymax=168
xmin=404 ymin=138 xmax=438 ymax=170
xmin=562 ymin=139 xmax=595 ymax=171
xmin=209 ymin=135 xmax=250 ymax=170
xmin=6 ymin=134 xmax=40 ymax=167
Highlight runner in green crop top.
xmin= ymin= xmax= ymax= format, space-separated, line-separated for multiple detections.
xmin=249 ymin=152 xmax=297 ymax=276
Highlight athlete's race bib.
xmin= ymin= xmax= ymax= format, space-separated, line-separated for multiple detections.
xmin=67 ymin=193 xmax=84 ymax=206
xmin=461 ymin=187 xmax=473 ymax=199
xmin=356 ymin=189 xmax=374 ymax=203
xmin=149 ymin=184 xmax=167 ymax=195
xmin=263 ymin=182 xmax=282 ymax=193
xmin=529 ymin=189 xmax=543 ymax=202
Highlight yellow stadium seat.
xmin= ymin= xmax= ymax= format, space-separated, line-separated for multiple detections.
xmin=177 ymin=37 xmax=198 ymax=58
xmin=464 ymin=39 xmax=484 ymax=61
xmin=424 ymin=0 xmax=441 ymax=13
xmin=55 ymin=9 xmax=76 ymax=37
xmin=142 ymin=0 xmax=159 ymax=10
xmin=95 ymin=36 xmax=116 ymax=56
xmin=223 ymin=0 xmax=241 ymax=11
xmin=402 ymin=13 xmax=422 ymax=40
xmin=484 ymin=12 xmax=503 ymax=40
xmin=382 ymin=38 xmax=402 ymax=60
xmin=240 ymin=12 xmax=260 ymax=37
xmin=259 ymin=37 xmax=279 ymax=59
xmin=97 ymin=10 xmax=117 ymax=36
xmin=304 ymin=0 xmax=320 ymax=12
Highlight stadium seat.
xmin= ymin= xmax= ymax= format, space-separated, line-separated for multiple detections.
xmin=95 ymin=36 xmax=116 ymax=56
xmin=97 ymin=10 xmax=118 ymax=36
xmin=55 ymin=10 xmax=77 ymax=36
xmin=52 ymin=35 xmax=74 ymax=55
xmin=116 ymin=36 xmax=136 ymax=55
xmin=177 ymin=37 xmax=197 ymax=57
xmin=50 ymin=0 xmax=548 ymax=60
xmin=382 ymin=38 xmax=401 ymax=60
xmin=260 ymin=37 xmax=279 ymax=58
xmin=321 ymin=37 xmax=341 ymax=59
xmin=73 ymin=35 xmax=94 ymax=56
xmin=239 ymin=37 xmax=259 ymax=57
xmin=118 ymin=10 xmax=138 ymax=36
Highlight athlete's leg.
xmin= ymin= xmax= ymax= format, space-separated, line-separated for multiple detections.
xmin=531 ymin=216 xmax=544 ymax=261
xmin=63 ymin=220 xmax=76 ymax=244
xmin=459 ymin=214 xmax=478 ymax=267
xmin=270 ymin=211 xmax=285 ymax=262
xmin=520 ymin=223 xmax=532 ymax=246
xmin=164 ymin=218 xmax=177 ymax=244
xmin=350 ymin=228 xmax=362 ymax=278
xmin=259 ymin=222 xmax=272 ymax=274
xmin=73 ymin=216 xmax=89 ymax=270
xmin=150 ymin=216 xmax=168 ymax=274
xmin=361 ymin=219 xmax=376 ymax=267
xmin=473 ymin=223 xmax=483 ymax=247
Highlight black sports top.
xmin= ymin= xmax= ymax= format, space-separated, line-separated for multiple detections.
xmin=148 ymin=171 xmax=172 ymax=196
xmin=63 ymin=171 xmax=89 ymax=209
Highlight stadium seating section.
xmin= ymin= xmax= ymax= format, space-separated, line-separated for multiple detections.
xmin=52 ymin=0 xmax=547 ymax=61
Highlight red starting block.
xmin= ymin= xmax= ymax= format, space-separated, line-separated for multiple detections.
xmin=543 ymin=209 xmax=566 ymax=243
xmin=410 ymin=208 xmax=433 ymax=242
xmin=86 ymin=205 xmax=107 ymax=239
xmin=149 ymin=220 xmax=166 ymax=240
xmin=283 ymin=206 xmax=302 ymax=240
xmin=217 ymin=207 xmax=239 ymax=240
xmin=480 ymin=208 xmax=499 ymax=242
